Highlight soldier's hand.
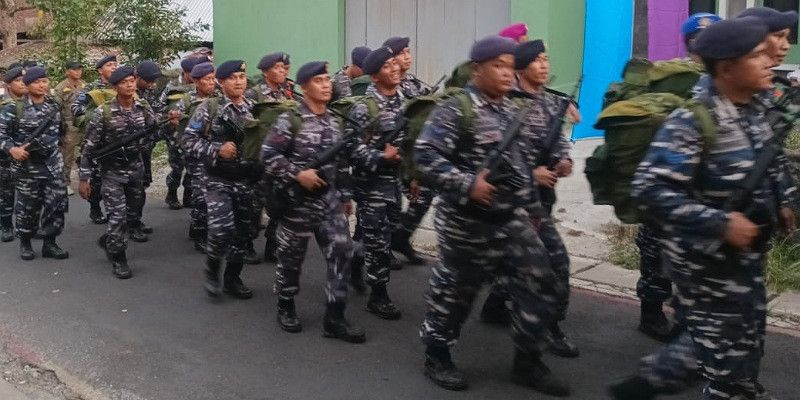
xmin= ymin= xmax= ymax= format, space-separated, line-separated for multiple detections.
xmin=779 ymin=206 xmax=797 ymax=234
xmin=567 ymin=103 xmax=582 ymax=123
xmin=219 ymin=142 xmax=237 ymax=160
xmin=168 ymin=110 xmax=181 ymax=126
xmin=9 ymin=144 xmax=29 ymax=161
xmin=78 ymin=180 xmax=91 ymax=200
xmin=296 ymin=169 xmax=327 ymax=191
xmin=554 ymin=159 xmax=573 ymax=177
xmin=342 ymin=200 xmax=353 ymax=217
xmin=383 ymin=143 xmax=401 ymax=162
xmin=408 ymin=180 xmax=421 ymax=203
xmin=724 ymin=212 xmax=759 ymax=251
xmin=469 ymin=170 xmax=496 ymax=206
xmin=534 ymin=166 xmax=558 ymax=188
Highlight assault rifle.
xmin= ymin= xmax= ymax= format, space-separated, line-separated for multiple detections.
xmin=18 ymin=110 xmax=59 ymax=160
xmin=91 ymin=120 xmax=168 ymax=163
xmin=418 ymin=75 xmax=447 ymax=96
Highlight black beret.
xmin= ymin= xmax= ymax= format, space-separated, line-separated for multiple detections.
xmin=351 ymin=46 xmax=371 ymax=68
xmin=65 ymin=60 xmax=83 ymax=70
xmin=514 ymin=40 xmax=546 ymax=70
xmin=109 ymin=65 xmax=135 ymax=85
xmin=22 ymin=66 xmax=46 ymax=85
xmin=382 ymin=36 xmax=410 ymax=54
xmin=8 ymin=62 xmax=22 ymax=70
xmin=22 ymin=61 xmax=37 ymax=68
xmin=95 ymin=55 xmax=117 ymax=70
xmin=694 ymin=17 xmax=768 ymax=60
xmin=737 ymin=7 xmax=799 ymax=32
xmin=216 ymin=60 xmax=246 ymax=79
xmin=296 ymin=61 xmax=328 ymax=85
xmin=258 ymin=52 xmax=290 ymax=70
xmin=180 ymin=55 xmax=210 ymax=73
xmin=362 ymin=47 xmax=395 ymax=75
xmin=3 ymin=67 xmax=23 ymax=83
xmin=190 ymin=62 xmax=215 ymax=79
xmin=470 ymin=35 xmax=518 ymax=63
xmin=136 ymin=60 xmax=162 ymax=82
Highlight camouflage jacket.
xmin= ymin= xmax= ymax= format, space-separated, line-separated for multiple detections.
xmin=245 ymin=81 xmax=292 ymax=102
xmin=262 ymin=102 xmax=352 ymax=214
xmin=137 ymin=87 xmax=165 ymax=115
xmin=399 ymin=73 xmax=426 ymax=98
xmin=0 ymin=96 xmax=64 ymax=178
xmin=632 ymin=82 xmax=798 ymax=260
xmin=331 ymin=66 xmax=352 ymax=101
xmin=414 ymin=84 xmax=534 ymax=217
xmin=71 ymin=79 xmax=108 ymax=118
xmin=79 ymin=98 xmax=156 ymax=183
xmin=515 ymin=89 xmax=572 ymax=167
xmin=53 ymin=78 xmax=86 ymax=128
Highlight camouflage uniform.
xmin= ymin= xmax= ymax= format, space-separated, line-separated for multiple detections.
xmin=635 ymin=224 xmax=672 ymax=303
xmin=631 ymin=83 xmax=798 ymax=399
xmin=261 ymin=103 xmax=354 ymax=303
xmin=157 ymin=80 xmax=192 ymax=200
xmin=183 ymin=95 xmax=259 ymax=273
xmin=245 ymin=81 xmax=292 ymax=102
xmin=53 ymin=78 xmax=86 ymax=186
xmin=330 ymin=66 xmax=353 ymax=101
xmin=0 ymin=96 xmax=20 ymax=236
xmin=348 ymin=84 xmax=405 ymax=289
xmin=134 ymin=86 xmax=164 ymax=227
xmin=71 ymin=79 xmax=108 ymax=213
xmin=0 ymin=97 xmax=66 ymax=239
xmin=415 ymin=84 xmax=561 ymax=354
xmin=176 ymin=90 xmax=213 ymax=241
xmin=79 ymin=98 xmax=156 ymax=254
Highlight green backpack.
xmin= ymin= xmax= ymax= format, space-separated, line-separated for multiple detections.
xmin=349 ymin=75 xmax=372 ymax=97
xmin=74 ymin=88 xmax=117 ymax=130
xmin=444 ymin=61 xmax=473 ymax=89
xmin=601 ymin=58 xmax=706 ymax=108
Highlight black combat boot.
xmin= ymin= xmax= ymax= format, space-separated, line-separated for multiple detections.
xmin=0 ymin=216 xmax=13 ymax=242
xmin=607 ymin=375 xmax=658 ymax=400
xmin=19 ymin=236 xmax=35 ymax=260
xmin=391 ymin=230 xmax=424 ymax=265
xmin=480 ymin=291 xmax=511 ymax=325
xmin=511 ymin=349 xmax=570 ymax=397
xmin=548 ymin=322 xmax=579 ymax=358
xmin=182 ymin=186 xmax=193 ymax=208
xmin=388 ymin=251 xmax=403 ymax=271
xmin=322 ymin=302 xmax=366 ymax=343
xmin=42 ymin=236 xmax=69 ymax=259
xmin=349 ymin=252 xmax=367 ymax=294
xmin=243 ymin=241 xmax=261 ymax=265
xmin=128 ymin=223 xmax=149 ymax=243
xmin=424 ymin=345 xmax=468 ymax=391
xmin=638 ymin=301 xmax=675 ymax=342
xmin=165 ymin=187 xmax=182 ymax=210
xmin=204 ymin=257 xmax=222 ymax=297
xmin=366 ymin=284 xmax=401 ymax=320
xmin=223 ymin=261 xmax=253 ymax=299
xmin=193 ymin=229 xmax=207 ymax=254
xmin=110 ymin=251 xmax=132 ymax=279
xmin=97 ymin=233 xmax=108 ymax=251
xmin=139 ymin=221 xmax=153 ymax=234
xmin=89 ymin=202 xmax=107 ymax=224
xmin=277 ymin=298 xmax=302 ymax=333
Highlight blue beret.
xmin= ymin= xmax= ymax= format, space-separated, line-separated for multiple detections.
xmin=216 ymin=60 xmax=246 ymax=79
xmin=22 ymin=66 xmax=46 ymax=85
xmin=8 ymin=62 xmax=21 ymax=70
xmin=65 ymin=60 xmax=83 ymax=70
xmin=190 ymin=62 xmax=215 ymax=79
xmin=514 ymin=40 xmax=546 ymax=70
xmin=180 ymin=55 xmax=210 ymax=73
xmin=681 ymin=13 xmax=723 ymax=36
xmin=694 ymin=17 xmax=768 ymax=60
xmin=737 ymin=7 xmax=799 ymax=32
xmin=3 ymin=67 xmax=23 ymax=83
xmin=382 ymin=36 xmax=410 ymax=54
xmin=109 ymin=65 xmax=135 ymax=85
xmin=362 ymin=47 xmax=395 ymax=75
xmin=258 ymin=52 xmax=290 ymax=70
xmin=351 ymin=46 xmax=371 ymax=68
xmin=22 ymin=61 xmax=37 ymax=68
xmin=136 ymin=60 xmax=162 ymax=82
xmin=296 ymin=61 xmax=328 ymax=85
xmin=470 ymin=35 xmax=518 ymax=63
xmin=95 ymin=55 xmax=117 ymax=70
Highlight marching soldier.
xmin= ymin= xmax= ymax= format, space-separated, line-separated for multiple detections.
xmin=246 ymin=52 xmax=293 ymax=102
xmin=79 ymin=66 xmax=157 ymax=279
xmin=0 ymin=66 xmax=69 ymax=260
xmin=183 ymin=60 xmax=256 ymax=300
xmin=330 ymin=46 xmax=371 ymax=101
xmin=414 ymin=36 xmax=569 ymax=395
xmin=610 ymin=18 xmax=797 ymax=399
xmin=53 ymin=61 xmax=86 ymax=197
xmin=262 ymin=61 xmax=365 ymax=343
xmin=72 ymin=54 xmax=118 ymax=225
xmin=0 ymin=66 xmax=27 ymax=242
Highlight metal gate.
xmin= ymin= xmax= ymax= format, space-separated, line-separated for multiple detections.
xmin=345 ymin=0 xmax=510 ymax=84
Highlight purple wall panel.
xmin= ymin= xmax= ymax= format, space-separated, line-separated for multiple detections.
xmin=647 ymin=0 xmax=688 ymax=60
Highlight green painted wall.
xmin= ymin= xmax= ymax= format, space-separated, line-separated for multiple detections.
xmin=212 ymin=0 xmax=345 ymax=79
xmin=510 ymin=0 xmax=586 ymax=92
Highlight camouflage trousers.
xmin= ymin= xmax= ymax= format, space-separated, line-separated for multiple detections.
xmin=355 ymin=196 xmax=401 ymax=287
xmin=636 ymin=224 xmax=673 ymax=303
xmin=274 ymin=202 xmax=354 ymax=303
xmin=0 ymin=160 xmax=14 ymax=219
xmin=187 ymin=161 xmax=208 ymax=231
xmin=14 ymin=173 xmax=67 ymax=238
xmin=101 ymin=176 xmax=144 ymax=253
xmin=638 ymin=251 xmax=767 ymax=399
xmin=165 ymin=142 xmax=191 ymax=192
xmin=60 ymin=128 xmax=79 ymax=185
xmin=88 ymin=166 xmax=103 ymax=207
xmin=397 ymin=185 xmax=435 ymax=234
xmin=420 ymin=206 xmax=562 ymax=354
xmin=205 ymin=179 xmax=256 ymax=263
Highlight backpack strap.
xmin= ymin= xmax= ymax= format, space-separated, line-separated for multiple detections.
xmin=363 ymin=96 xmax=380 ymax=120
xmin=686 ymin=101 xmax=717 ymax=157
xmin=204 ymin=97 xmax=220 ymax=137
xmin=451 ymin=91 xmax=474 ymax=136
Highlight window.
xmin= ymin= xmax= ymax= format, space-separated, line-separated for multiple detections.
xmin=764 ymin=0 xmax=799 ymax=43
xmin=690 ymin=0 xmax=717 ymax=14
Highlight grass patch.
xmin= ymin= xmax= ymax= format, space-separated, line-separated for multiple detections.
xmin=784 ymin=127 xmax=800 ymax=151
xmin=601 ymin=223 xmax=640 ymax=271
xmin=151 ymin=141 xmax=169 ymax=169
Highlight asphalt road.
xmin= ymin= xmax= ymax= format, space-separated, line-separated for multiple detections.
xmin=0 ymin=198 xmax=797 ymax=400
